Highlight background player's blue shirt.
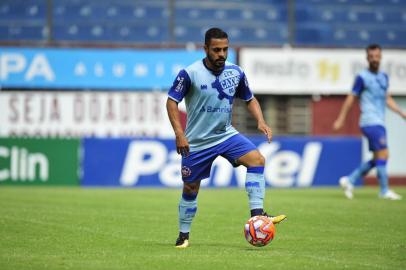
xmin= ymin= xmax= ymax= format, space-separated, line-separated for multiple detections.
xmin=168 ymin=59 xmax=254 ymax=151
xmin=352 ymin=69 xmax=389 ymax=127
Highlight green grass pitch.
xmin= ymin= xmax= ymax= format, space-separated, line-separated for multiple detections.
xmin=0 ymin=187 xmax=405 ymax=270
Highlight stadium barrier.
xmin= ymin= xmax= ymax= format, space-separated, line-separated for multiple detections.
xmin=0 ymin=138 xmax=80 ymax=186
xmin=0 ymin=91 xmax=174 ymax=138
xmin=0 ymin=136 xmax=362 ymax=187
xmin=82 ymin=137 xmax=361 ymax=188
xmin=0 ymin=47 xmax=235 ymax=90
xmin=240 ymin=48 xmax=406 ymax=95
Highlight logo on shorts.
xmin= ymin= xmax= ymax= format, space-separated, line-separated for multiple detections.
xmin=181 ymin=166 xmax=192 ymax=177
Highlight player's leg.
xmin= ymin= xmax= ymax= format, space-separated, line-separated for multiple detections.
xmin=340 ymin=125 xmax=380 ymax=199
xmin=221 ymin=134 xmax=286 ymax=223
xmin=374 ymin=148 xmax=402 ymax=200
xmin=236 ymin=149 xmax=266 ymax=214
xmin=374 ymin=148 xmax=389 ymax=196
xmin=345 ymin=160 xmax=376 ymax=185
xmin=340 ymin=159 xmax=376 ymax=199
xmin=176 ymin=180 xmax=201 ymax=248
xmin=175 ymin=147 xmax=217 ymax=248
xmin=237 ymin=150 xmax=286 ymax=223
xmin=362 ymin=125 xmax=401 ymax=200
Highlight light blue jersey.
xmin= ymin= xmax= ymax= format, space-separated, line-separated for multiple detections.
xmin=352 ymin=69 xmax=389 ymax=127
xmin=168 ymin=59 xmax=254 ymax=151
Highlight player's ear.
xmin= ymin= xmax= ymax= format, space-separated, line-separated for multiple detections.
xmin=204 ymin=44 xmax=209 ymax=54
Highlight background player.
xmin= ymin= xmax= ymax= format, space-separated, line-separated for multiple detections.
xmin=333 ymin=44 xmax=406 ymax=200
xmin=166 ymin=28 xmax=286 ymax=248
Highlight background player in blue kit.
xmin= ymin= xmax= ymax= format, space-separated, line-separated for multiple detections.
xmin=166 ymin=28 xmax=286 ymax=248
xmin=334 ymin=44 xmax=406 ymax=200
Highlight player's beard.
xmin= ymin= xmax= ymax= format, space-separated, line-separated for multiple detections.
xmin=369 ymin=61 xmax=380 ymax=72
xmin=207 ymin=54 xmax=226 ymax=70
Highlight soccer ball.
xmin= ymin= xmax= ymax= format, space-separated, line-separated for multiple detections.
xmin=244 ymin=215 xmax=275 ymax=247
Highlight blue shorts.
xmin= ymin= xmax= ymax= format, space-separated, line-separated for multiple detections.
xmin=181 ymin=133 xmax=257 ymax=182
xmin=361 ymin=125 xmax=387 ymax=151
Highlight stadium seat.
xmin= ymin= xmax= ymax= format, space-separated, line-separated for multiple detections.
xmin=0 ymin=25 xmax=45 ymax=41
xmin=53 ymin=22 xmax=168 ymax=43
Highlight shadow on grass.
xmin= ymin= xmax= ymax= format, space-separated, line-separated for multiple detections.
xmin=150 ymin=240 xmax=273 ymax=252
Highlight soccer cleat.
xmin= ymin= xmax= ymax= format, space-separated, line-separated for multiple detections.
xmin=175 ymin=232 xmax=189 ymax=248
xmin=262 ymin=212 xmax=287 ymax=224
xmin=379 ymin=190 xmax=402 ymax=200
xmin=339 ymin=176 xmax=354 ymax=199
xmin=267 ymin=214 xmax=287 ymax=224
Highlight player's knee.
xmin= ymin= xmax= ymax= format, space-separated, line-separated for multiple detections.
xmin=374 ymin=149 xmax=389 ymax=160
xmin=253 ymin=154 xmax=265 ymax=167
xmin=183 ymin=181 xmax=200 ymax=194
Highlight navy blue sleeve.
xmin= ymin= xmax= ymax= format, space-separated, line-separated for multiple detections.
xmin=235 ymin=72 xmax=254 ymax=101
xmin=168 ymin=69 xmax=191 ymax=102
xmin=351 ymin=75 xmax=364 ymax=96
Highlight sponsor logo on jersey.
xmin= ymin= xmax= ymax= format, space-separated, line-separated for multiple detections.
xmin=175 ymin=76 xmax=184 ymax=92
xmin=199 ymin=105 xmax=231 ymax=113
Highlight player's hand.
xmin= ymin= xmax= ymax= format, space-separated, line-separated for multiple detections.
xmin=176 ymin=134 xmax=190 ymax=157
xmin=258 ymin=122 xmax=272 ymax=143
xmin=333 ymin=119 xmax=344 ymax=131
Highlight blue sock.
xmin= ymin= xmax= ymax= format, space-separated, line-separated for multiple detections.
xmin=245 ymin=167 xmax=265 ymax=211
xmin=348 ymin=160 xmax=375 ymax=184
xmin=376 ymin=159 xmax=389 ymax=195
xmin=178 ymin=193 xmax=197 ymax=233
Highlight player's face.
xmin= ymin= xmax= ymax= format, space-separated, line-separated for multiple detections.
xmin=367 ymin=48 xmax=381 ymax=72
xmin=204 ymin=38 xmax=228 ymax=70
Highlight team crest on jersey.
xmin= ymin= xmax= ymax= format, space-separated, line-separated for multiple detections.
xmin=181 ymin=166 xmax=192 ymax=177
xmin=211 ymin=68 xmax=241 ymax=104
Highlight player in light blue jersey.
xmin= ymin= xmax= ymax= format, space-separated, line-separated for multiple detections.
xmin=334 ymin=44 xmax=406 ymax=200
xmin=167 ymin=28 xmax=286 ymax=248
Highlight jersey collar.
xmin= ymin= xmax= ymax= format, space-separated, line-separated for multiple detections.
xmin=202 ymin=59 xmax=224 ymax=76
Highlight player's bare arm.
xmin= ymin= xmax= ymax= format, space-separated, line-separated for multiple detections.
xmin=333 ymin=94 xmax=357 ymax=130
xmin=246 ymin=97 xmax=272 ymax=143
xmin=386 ymin=94 xmax=406 ymax=120
xmin=166 ymin=98 xmax=190 ymax=156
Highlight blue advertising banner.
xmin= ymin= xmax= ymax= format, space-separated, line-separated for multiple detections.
xmin=0 ymin=47 xmax=236 ymax=89
xmin=81 ymin=136 xmax=361 ymax=187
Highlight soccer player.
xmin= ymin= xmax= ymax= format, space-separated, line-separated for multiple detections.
xmin=333 ymin=44 xmax=406 ymax=200
xmin=166 ymin=28 xmax=286 ymax=248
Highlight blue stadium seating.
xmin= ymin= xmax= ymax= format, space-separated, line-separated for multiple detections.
xmin=52 ymin=0 xmax=169 ymax=43
xmin=0 ymin=0 xmax=46 ymax=40
xmin=0 ymin=0 xmax=46 ymax=21
xmin=173 ymin=23 xmax=287 ymax=45
xmin=0 ymin=25 xmax=45 ymax=41
xmin=0 ymin=0 xmax=405 ymax=47
xmin=294 ymin=0 xmax=406 ymax=47
xmin=173 ymin=0 xmax=288 ymax=45
xmin=53 ymin=23 xmax=169 ymax=43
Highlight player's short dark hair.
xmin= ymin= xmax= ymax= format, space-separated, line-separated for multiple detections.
xmin=205 ymin=28 xmax=228 ymax=46
xmin=366 ymin=44 xmax=382 ymax=52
